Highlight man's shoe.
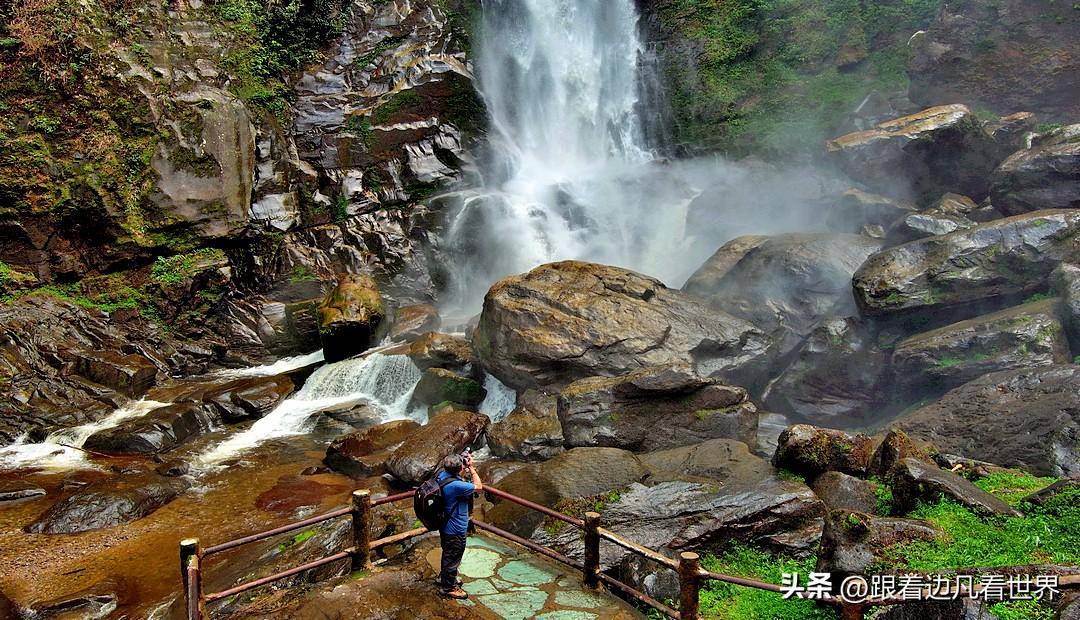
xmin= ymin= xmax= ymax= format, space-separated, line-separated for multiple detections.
xmin=442 ymin=588 xmax=469 ymax=600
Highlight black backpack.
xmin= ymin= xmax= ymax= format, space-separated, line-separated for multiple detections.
xmin=414 ymin=475 xmax=454 ymax=531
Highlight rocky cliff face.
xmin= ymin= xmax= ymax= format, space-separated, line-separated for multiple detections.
xmin=0 ymin=0 xmax=481 ymax=441
xmin=908 ymin=0 xmax=1080 ymax=122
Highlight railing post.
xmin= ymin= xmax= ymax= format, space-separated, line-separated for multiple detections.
xmin=679 ymin=551 xmax=701 ymax=620
xmin=583 ymin=511 xmax=601 ymax=589
xmin=352 ymin=490 xmax=371 ymax=572
xmin=180 ymin=538 xmax=204 ymax=620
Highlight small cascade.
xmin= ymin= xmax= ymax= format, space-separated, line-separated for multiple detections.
xmin=196 ymin=352 xmax=424 ymax=466
xmin=478 ymin=373 xmax=517 ymax=422
xmin=0 ymin=399 xmax=169 ymax=470
xmin=213 ymin=350 xmax=325 ymax=379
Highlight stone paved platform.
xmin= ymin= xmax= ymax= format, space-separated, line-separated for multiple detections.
xmin=426 ymin=535 xmax=641 ymax=620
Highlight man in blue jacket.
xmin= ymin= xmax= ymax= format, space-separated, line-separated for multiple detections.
xmin=436 ymin=452 xmax=483 ymax=599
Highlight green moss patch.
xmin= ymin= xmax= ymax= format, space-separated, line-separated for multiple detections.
xmin=699 ymin=545 xmax=836 ymax=619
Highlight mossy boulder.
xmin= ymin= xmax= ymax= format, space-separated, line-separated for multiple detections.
xmin=816 ymin=509 xmax=940 ymax=579
xmin=324 ymin=419 xmax=422 ymax=478
xmin=318 ymin=274 xmax=385 ymax=362
xmin=891 ymin=298 xmax=1071 ymax=396
xmin=487 ymin=390 xmax=564 ymax=461
xmin=384 ymin=409 xmax=488 ymax=484
xmin=890 ymin=457 xmax=1022 ymax=517
xmin=411 ymin=367 xmax=486 ymax=408
xmin=990 ymin=126 xmax=1080 ymax=215
xmin=772 ymin=424 xmax=877 ymax=481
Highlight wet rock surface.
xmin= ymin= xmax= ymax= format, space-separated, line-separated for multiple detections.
xmin=681 ymin=233 xmax=884 ymax=360
xmin=816 ymin=510 xmax=940 ymax=578
xmin=772 ymin=425 xmax=877 ymax=480
xmin=558 ymin=364 xmax=757 ymax=451
xmin=324 ymin=419 xmax=421 ymax=479
xmin=762 ymin=317 xmax=887 ymax=427
xmin=0 ymin=482 xmax=46 ymax=503
xmin=411 ymin=367 xmax=487 ymax=408
xmin=385 ymin=409 xmax=489 ymax=484
xmin=825 ymin=105 xmax=1001 ymax=201
xmin=25 ymin=473 xmax=191 ymax=534
xmin=83 ymin=402 xmax=217 ymax=455
xmin=386 ymin=304 xmax=441 ymax=342
xmin=853 ymin=210 xmax=1080 ymax=318
xmin=487 ymin=390 xmax=564 ymax=461
xmin=811 ymin=472 xmax=880 ymax=515
xmin=892 ymin=365 xmax=1080 ymax=477
xmin=889 ymin=457 xmax=1022 ymax=517
xmin=533 ymin=440 xmax=825 ymax=565
xmin=203 ymin=374 xmax=296 ymax=422
xmin=991 ymin=126 xmax=1080 ymax=215
xmin=891 ymin=298 xmax=1071 ymax=395
xmin=473 ymin=261 xmax=772 ymax=391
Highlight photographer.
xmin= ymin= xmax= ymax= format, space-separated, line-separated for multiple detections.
xmin=435 ymin=451 xmax=482 ymax=599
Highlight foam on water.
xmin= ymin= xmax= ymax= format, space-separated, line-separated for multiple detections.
xmin=213 ymin=349 xmax=325 ymax=379
xmin=196 ymin=352 xmax=424 ymax=466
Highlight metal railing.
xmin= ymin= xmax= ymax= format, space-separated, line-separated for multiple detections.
xmin=180 ymin=486 xmax=1079 ymax=620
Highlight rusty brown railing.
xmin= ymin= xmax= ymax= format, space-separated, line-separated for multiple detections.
xmin=180 ymin=487 xmax=1078 ymax=620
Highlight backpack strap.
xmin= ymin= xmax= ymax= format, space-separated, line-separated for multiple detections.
xmin=439 ymin=477 xmax=455 ymax=490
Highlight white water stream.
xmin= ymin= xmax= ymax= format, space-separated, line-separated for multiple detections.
xmin=195 ymin=352 xmax=424 ymax=467
xmin=0 ymin=399 xmax=169 ymax=470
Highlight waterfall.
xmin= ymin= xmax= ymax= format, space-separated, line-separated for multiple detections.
xmin=196 ymin=352 xmax=423 ymax=466
xmin=441 ymin=0 xmax=689 ymax=309
xmin=0 ymin=399 xmax=169 ymax=470
xmin=478 ymin=373 xmax=517 ymax=422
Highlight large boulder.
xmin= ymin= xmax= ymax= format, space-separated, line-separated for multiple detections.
xmin=403 ymin=332 xmax=476 ymax=372
xmin=83 ymin=402 xmax=217 ymax=454
xmin=681 ymin=234 xmax=884 ymax=360
xmin=762 ymin=318 xmax=887 ymax=427
xmin=532 ymin=440 xmax=825 ymax=565
xmin=384 ymin=409 xmax=488 ymax=484
xmin=473 ymin=261 xmax=771 ymax=391
xmin=25 ymin=473 xmax=190 ymax=534
xmin=410 ymin=367 xmax=486 ymax=408
xmin=891 ymin=298 xmax=1071 ymax=395
xmin=825 ymin=105 xmax=1001 ymax=201
xmin=318 ymin=274 xmax=385 ymax=362
xmin=69 ymin=350 xmax=158 ymax=397
xmin=890 ymin=457 xmax=1022 ymax=517
xmin=486 ymin=447 xmax=650 ymax=537
xmin=891 ymin=365 xmax=1080 ymax=477
xmin=558 ymin=364 xmax=757 ymax=452
xmin=811 ymin=472 xmax=881 ymax=515
xmin=681 ymin=235 xmax=768 ymax=298
xmin=990 ymin=127 xmax=1080 ymax=215
xmin=853 ymin=210 xmax=1080 ymax=318
xmin=202 ymin=374 xmax=295 ymax=422
xmin=324 ymin=419 xmax=421 ymax=478
xmin=908 ymin=0 xmax=1080 ymax=121
xmin=1052 ymin=263 xmax=1080 ymax=347
xmin=816 ymin=510 xmax=940 ymax=579
xmin=385 ymin=304 xmax=441 ymax=342
xmin=772 ymin=425 xmax=877 ymax=480
xmin=487 ymin=390 xmax=564 ymax=461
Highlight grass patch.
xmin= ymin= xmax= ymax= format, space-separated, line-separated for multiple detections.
xmin=880 ymin=475 xmax=1080 ymax=572
xmin=1024 ymin=292 xmax=1054 ymax=304
xmin=935 ymin=356 xmax=963 ymax=368
xmin=989 ymin=599 xmax=1055 ymax=620
xmin=868 ymin=476 xmax=893 ymax=515
xmin=699 ymin=545 xmax=836 ymax=619
xmin=150 ymin=248 xmax=225 ymax=287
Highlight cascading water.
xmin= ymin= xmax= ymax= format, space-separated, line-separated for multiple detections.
xmin=440 ymin=0 xmax=702 ymax=309
xmin=212 ymin=349 xmax=325 ymax=379
xmin=0 ymin=399 xmax=169 ymax=470
xmin=196 ymin=352 xmax=423 ymax=466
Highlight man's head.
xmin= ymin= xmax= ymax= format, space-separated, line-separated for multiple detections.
xmin=442 ymin=453 xmax=464 ymax=476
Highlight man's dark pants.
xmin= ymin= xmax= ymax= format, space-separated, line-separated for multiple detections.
xmin=440 ymin=532 xmax=468 ymax=591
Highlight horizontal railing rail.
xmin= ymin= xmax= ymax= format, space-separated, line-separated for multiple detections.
xmin=180 ymin=485 xmax=1079 ymax=620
